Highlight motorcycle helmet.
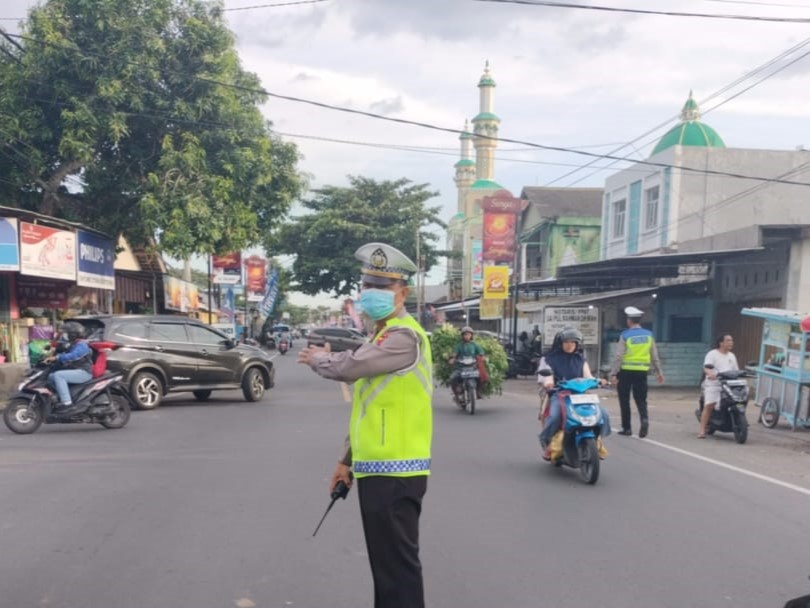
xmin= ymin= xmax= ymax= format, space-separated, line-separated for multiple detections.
xmin=461 ymin=326 xmax=474 ymax=337
xmin=556 ymin=326 xmax=582 ymax=347
xmin=61 ymin=321 xmax=85 ymax=342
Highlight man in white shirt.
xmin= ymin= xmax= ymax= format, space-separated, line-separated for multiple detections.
xmin=698 ymin=334 xmax=739 ymax=438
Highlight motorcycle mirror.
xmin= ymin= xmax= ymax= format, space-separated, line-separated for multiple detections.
xmin=538 ymin=369 xmax=553 ymax=377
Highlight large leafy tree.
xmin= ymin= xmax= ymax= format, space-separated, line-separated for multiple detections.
xmin=0 ymin=0 xmax=302 ymax=257
xmin=273 ymin=176 xmax=446 ymax=296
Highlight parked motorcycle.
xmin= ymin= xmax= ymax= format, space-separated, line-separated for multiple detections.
xmin=3 ymin=342 xmax=134 ymax=435
xmin=539 ymin=369 xmax=604 ymax=484
xmin=507 ymin=351 xmax=540 ymax=378
xmin=278 ymin=337 xmax=289 ymax=355
xmin=452 ymin=356 xmax=480 ymax=415
xmin=695 ymin=364 xmax=750 ymax=444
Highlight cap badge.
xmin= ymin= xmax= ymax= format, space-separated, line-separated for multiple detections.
xmin=370 ymin=248 xmax=388 ymax=269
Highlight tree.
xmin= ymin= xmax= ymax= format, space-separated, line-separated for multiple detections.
xmin=273 ymin=176 xmax=446 ymax=296
xmin=0 ymin=0 xmax=303 ymax=257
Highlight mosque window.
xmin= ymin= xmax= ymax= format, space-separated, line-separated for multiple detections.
xmin=644 ymin=186 xmax=660 ymax=230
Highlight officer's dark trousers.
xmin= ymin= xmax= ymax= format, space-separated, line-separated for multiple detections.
xmin=617 ymin=369 xmax=649 ymax=431
xmin=358 ymin=475 xmax=428 ymax=608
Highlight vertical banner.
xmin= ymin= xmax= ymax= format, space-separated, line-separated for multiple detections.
xmin=479 ymin=298 xmax=504 ymax=320
xmin=163 ymin=276 xmax=200 ymax=313
xmin=77 ymin=230 xmax=115 ymax=290
xmin=0 ymin=218 xmax=20 ymax=270
xmin=471 ymin=239 xmax=483 ymax=291
xmin=259 ymin=268 xmax=280 ymax=317
xmin=212 ymin=252 xmax=242 ymax=284
xmin=483 ymin=265 xmax=509 ymax=300
xmin=481 ymin=191 xmax=525 ymax=262
xmin=244 ymin=255 xmax=267 ymax=302
xmin=19 ymin=221 xmax=76 ymax=280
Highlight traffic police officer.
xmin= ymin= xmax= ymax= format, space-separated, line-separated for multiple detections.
xmin=610 ymin=306 xmax=664 ymax=438
xmin=298 ymin=242 xmax=433 ymax=608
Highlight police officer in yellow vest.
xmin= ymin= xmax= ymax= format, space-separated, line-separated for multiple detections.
xmin=297 ymin=242 xmax=432 ymax=608
xmin=609 ymin=306 xmax=664 ymax=438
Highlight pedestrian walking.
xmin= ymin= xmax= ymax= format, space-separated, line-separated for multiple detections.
xmin=297 ymin=242 xmax=433 ymax=608
xmin=610 ymin=306 xmax=664 ymax=438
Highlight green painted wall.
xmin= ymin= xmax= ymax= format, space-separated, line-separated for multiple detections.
xmin=544 ymin=217 xmax=601 ymax=276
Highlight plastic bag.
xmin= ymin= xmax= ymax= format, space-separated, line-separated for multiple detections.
xmin=549 ymin=430 xmax=564 ymax=460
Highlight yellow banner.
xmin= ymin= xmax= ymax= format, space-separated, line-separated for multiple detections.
xmin=479 ymin=298 xmax=503 ymax=320
xmin=483 ymin=265 xmax=509 ymax=300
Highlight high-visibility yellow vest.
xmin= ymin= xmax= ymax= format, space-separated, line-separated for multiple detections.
xmin=621 ymin=328 xmax=654 ymax=371
xmin=350 ymin=315 xmax=433 ymax=478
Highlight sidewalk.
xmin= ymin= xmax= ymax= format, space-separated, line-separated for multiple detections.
xmin=500 ymin=376 xmax=810 ymax=454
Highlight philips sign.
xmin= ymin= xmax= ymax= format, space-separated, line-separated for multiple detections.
xmin=77 ymin=230 xmax=115 ymax=290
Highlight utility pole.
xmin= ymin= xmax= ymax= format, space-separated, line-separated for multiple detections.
xmin=415 ymin=227 xmax=422 ymax=323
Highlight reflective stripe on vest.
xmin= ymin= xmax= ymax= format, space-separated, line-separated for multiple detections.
xmin=351 ymin=315 xmax=433 ymax=478
xmin=621 ymin=333 xmax=653 ymax=371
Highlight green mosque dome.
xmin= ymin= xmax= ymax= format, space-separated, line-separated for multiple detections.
xmin=652 ymin=92 xmax=725 ymax=156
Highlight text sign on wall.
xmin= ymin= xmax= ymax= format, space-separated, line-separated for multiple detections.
xmin=543 ymin=307 xmax=600 ymax=346
xmin=77 ymin=230 xmax=115 ymax=290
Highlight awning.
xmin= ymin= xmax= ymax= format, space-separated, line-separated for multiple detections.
xmin=516 ymin=280 xmax=706 ymax=313
xmin=435 ymin=298 xmax=480 ymax=312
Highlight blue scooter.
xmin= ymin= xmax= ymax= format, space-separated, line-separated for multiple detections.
xmin=540 ymin=369 xmax=604 ymax=485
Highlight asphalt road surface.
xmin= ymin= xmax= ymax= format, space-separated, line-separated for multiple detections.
xmin=1 ymin=346 xmax=809 ymax=608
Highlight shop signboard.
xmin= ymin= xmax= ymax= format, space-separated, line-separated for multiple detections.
xmin=212 ymin=322 xmax=237 ymax=339
xmin=483 ymin=265 xmax=509 ymax=300
xmin=543 ymin=306 xmax=600 ymax=346
xmin=163 ymin=275 xmax=200 ymax=313
xmin=481 ymin=191 xmax=525 ymax=263
xmin=17 ymin=276 xmax=69 ymax=309
xmin=479 ymin=298 xmax=503 ymax=320
xmin=20 ymin=221 xmax=76 ymax=281
xmin=76 ymin=230 xmax=115 ymax=290
xmin=212 ymin=252 xmax=242 ymax=285
xmin=0 ymin=218 xmax=20 ymax=271
xmin=471 ymin=239 xmax=483 ymax=291
xmin=244 ymin=255 xmax=266 ymax=302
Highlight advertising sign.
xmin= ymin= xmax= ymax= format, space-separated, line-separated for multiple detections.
xmin=212 ymin=252 xmax=242 ymax=285
xmin=259 ymin=268 xmax=280 ymax=317
xmin=16 ymin=276 xmax=69 ymax=309
xmin=483 ymin=265 xmax=509 ymax=300
xmin=212 ymin=323 xmax=237 ymax=339
xmin=0 ymin=218 xmax=20 ymax=271
xmin=482 ymin=212 xmax=517 ymax=262
xmin=76 ymin=230 xmax=115 ymax=290
xmin=479 ymin=298 xmax=504 ymax=320
xmin=20 ymin=222 xmax=76 ymax=281
xmin=163 ymin=275 xmax=200 ymax=313
xmin=543 ymin=307 xmax=600 ymax=346
xmin=471 ymin=239 xmax=483 ymax=291
xmin=244 ymin=256 xmax=266 ymax=302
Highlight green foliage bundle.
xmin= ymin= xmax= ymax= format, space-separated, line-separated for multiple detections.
xmin=430 ymin=323 xmax=508 ymax=397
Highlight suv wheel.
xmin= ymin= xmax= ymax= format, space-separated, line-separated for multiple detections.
xmin=193 ymin=390 xmax=212 ymax=402
xmin=131 ymin=371 xmax=163 ymax=410
xmin=242 ymin=368 xmax=265 ymax=402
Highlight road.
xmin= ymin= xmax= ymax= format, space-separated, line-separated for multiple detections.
xmin=1 ymin=345 xmax=809 ymax=608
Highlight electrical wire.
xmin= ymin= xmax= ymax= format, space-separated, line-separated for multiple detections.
xmin=472 ymin=0 xmax=810 ymax=23
xmin=222 ymin=0 xmax=330 ymax=11
xmin=701 ymin=0 xmax=810 ymax=9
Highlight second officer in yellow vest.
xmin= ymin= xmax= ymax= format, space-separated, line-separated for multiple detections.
xmin=298 ymin=242 xmax=432 ymax=608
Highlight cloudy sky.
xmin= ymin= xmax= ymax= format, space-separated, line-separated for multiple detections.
xmin=4 ymin=0 xmax=810 ymax=306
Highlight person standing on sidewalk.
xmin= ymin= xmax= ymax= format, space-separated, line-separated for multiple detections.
xmin=610 ymin=306 xmax=664 ymax=438
xmin=298 ymin=242 xmax=433 ymax=608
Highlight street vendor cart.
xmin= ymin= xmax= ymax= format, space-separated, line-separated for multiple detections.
xmin=742 ymin=307 xmax=810 ymax=430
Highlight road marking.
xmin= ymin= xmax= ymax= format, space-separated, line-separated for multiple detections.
xmin=640 ymin=437 xmax=810 ymax=497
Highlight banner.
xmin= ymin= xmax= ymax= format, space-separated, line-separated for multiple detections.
xmin=20 ymin=221 xmax=76 ymax=281
xmin=163 ymin=275 xmax=199 ymax=313
xmin=0 ymin=218 xmax=20 ymax=271
xmin=482 ymin=212 xmax=517 ymax=262
xmin=479 ymin=298 xmax=503 ymax=320
xmin=212 ymin=252 xmax=242 ymax=285
xmin=244 ymin=255 xmax=266 ymax=302
xmin=77 ymin=230 xmax=115 ymax=290
xmin=483 ymin=265 xmax=509 ymax=300
xmin=543 ymin=307 xmax=600 ymax=346
xmin=259 ymin=268 xmax=280 ymax=317
xmin=471 ymin=239 xmax=483 ymax=291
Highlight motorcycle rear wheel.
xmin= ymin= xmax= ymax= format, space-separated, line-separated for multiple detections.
xmin=99 ymin=395 xmax=131 ymax=429
xmin=466 ymin=382 xmax=476 ymax=416
xmin=3 ymin=398 xmax=43 ymax=434
xmin=578 ymin=438 xmax=600 ymax=485
xmin=733 ymin=411 xmax=748 ymax=444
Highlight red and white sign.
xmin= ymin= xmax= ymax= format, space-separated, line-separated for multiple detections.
xmin=244 ymin=256 xmax=266 ymax=302
xmin=19 ymin=222 xmax=76 ymax=281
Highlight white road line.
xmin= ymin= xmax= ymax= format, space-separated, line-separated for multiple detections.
xmin=640 ymin=437 xmax=810 ymax=497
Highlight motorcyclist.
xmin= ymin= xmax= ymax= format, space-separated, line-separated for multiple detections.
xmin=537 ymin=327 xmax=611 ymax=460
xmin=449 ymin=326 xmax=485 ymax=400
xmin=43 ymin=321 xmax=93 ymax=413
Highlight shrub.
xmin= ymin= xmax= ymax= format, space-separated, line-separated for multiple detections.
xmin=430 ymin=323 xmax=508 ymax=397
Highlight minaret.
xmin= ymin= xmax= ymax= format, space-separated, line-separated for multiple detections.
xmin=472 ymin=61 xmax=500 ymax=181
xmin=454 ymin=120 xmax=476 ymax=208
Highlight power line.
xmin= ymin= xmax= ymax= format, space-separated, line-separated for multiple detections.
xmin=222 ymin=0 xmax=330 ymax=11
xmin=4 ymin=30 xmax=810 ymax=189
xmin=472 ymin=0 xmax=810 ymax=22
xmin=702 ymin=0 xmax=810 ymax=8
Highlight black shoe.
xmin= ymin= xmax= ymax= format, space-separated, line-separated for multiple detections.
xmin=639 ymin=419 xmax=649 ymax=438
xmin=618 ymin=429 xmax=633 ymax=436
xmin=56 ymin=403 xmax=82 ymax=416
